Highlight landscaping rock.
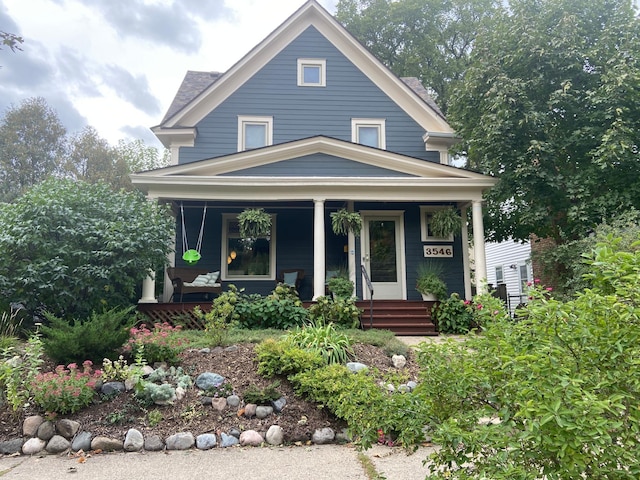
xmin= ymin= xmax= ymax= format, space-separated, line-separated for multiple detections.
xmin=346 ymin=362 xmax=368 ymax=373
xmin=195 ymin=372 xmax=225 ymax=390
xmin=56 ymin=419 xmax=80 ymax=439
xmin=22 ymin=415 xmax=44 ymax=437
xmin=71 ymin=431 xmax=92 ymax=452
xmin=37 ymin=421 xmax=55 ymax=441
xmin=226 ymin=394 xmax=240 ymax=408
xmin=244 ymin=403 xmax=257 ymax=418
xmin=256 ymin=406 xmax=273 ymax=419
xmin=91 ymin=436 xmax=124 ymax=451
xmin=392 ymin=354 xmax=407 ymax=369
xmin=175 ymin=386 xmax=186 ymax=402
xmin=22 ymin=437 xmax=46 ymax=455
xmin=220 ymin=432 xmax=239 ymax=448
xmin=200 ymin=396 xmax=212 ymax=405
xmin=124 ymin=428 xmax=144 ymax=452
xmin=335 ymin=428 xmax=352 ymax=444
xmin=312 ymin=427 xmax=335 ymax=444
xmin=101 ymin=381 xmax=126 ymax=396
xmin=196 ymin=433 xmax=217 ymax=450
xmin=211 ymin=397 xmax=227 ymax=411
xmin=165 ymin=432 xmax=195 ymax=450
xmin=266 ymin=425 xmax=284 ymax=445
xmin=239 ymin=430 xmax=264 ymax=446
xmin=271 ymin=397 xmax=286 ymax=413
xmin=0 ymin=438 xmax=23 ymax=455
xmin=229 ymin=428 xmax=241 ymax=438
xmin=45 ymin=435 xmax=70 ymax=454
xmin=144 ymin=435 xmax=164 ymax=452
xmin=407 ymin=380 xmax=418 ymax=391
xmin=224 ymin=345 xmax=238 ymax=352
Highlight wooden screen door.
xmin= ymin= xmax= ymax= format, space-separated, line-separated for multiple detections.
xmin=361 ymin=212 xmax=406 ymax=299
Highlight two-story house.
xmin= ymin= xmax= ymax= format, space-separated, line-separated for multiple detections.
xmin=132 ymin=0 xmax=496 ymax=310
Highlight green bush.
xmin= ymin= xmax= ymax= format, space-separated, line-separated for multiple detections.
xmin=417 ymin=237 xmax=640 ymax=479
xmin=123 ymin=322 xmax=185 ymax=365
xmin=307 ymin=295 xmax=362 ymax=329
xmin=41 ymin=307 xmax=135 ymax=364
xmin=31 ymin=362 xmax=101 ymax=414
xmin=243 ymin=381 xmax=282 ymax=405
xmin=255 ymin=338 xmax=324 ymax=378
xmin=0 ymin=332 xmax=44 ymax=411
xmin=285 ymin=321 xmax=354 ymax=365
xmin=433 ymin=293 xmax=474 ymax=334
xmin=236 ymin=284 xmax=309 ymax=330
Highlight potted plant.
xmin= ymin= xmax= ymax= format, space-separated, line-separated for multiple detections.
xmin=237 ymin=208 xmax=272 ymax=239
xmin=416 ymin=262 xmax=447 ymax=301
xmin=330 ymin=208 xmax=362 ymax=237
xmin=430 ymin=207 xmax=462 ymax=238
xmin=327 ymin=276 xmax=354 ymax=299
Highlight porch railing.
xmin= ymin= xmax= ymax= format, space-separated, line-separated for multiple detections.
xmin=360 ymin=264 xmax=374 ymax=329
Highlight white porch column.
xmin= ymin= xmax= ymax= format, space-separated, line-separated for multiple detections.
xmin=347 ymin=201 xmax=357 ymax=288
xmin=472 ymin=200 xmax=488 ymax=294
xmin=139 ymin=271 xmax=158 ymax=303
xmin=313 ymin=198 xmax=326 ymax=300
xmin=162 ymin=210 xmax=177 ymax=303
xmin=460 ymin=205 xmax=472 ymax=300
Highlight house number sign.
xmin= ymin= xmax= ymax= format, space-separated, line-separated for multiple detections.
xmin=423 ymin=245 xmax=453 ymax=258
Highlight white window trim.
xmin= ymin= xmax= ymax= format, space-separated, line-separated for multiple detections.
xmin=237 ymin=115 xmax=273 ymax=152
xmin=221 ymin=214 xmax=276 ymax=281
xmin=495 ymin=265 xmax=504 ymax=284
xmin=297 ymin=58 xmax=326 ymax=87
xmin=419 ymin=206 xmax=454 ymax=242
xmin=351 ymin=118 xmax=386 ymax=149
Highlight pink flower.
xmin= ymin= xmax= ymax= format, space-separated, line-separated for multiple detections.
xmin=526 ymin=281 xmax=532 ymax=287
xmin=546 ymin=287 xmax=553 ymax=292
xmin=476 ymin=304 xmax=483 ymax=310
xmin=464 ymin=300 xmax=471 ymax=305
xmin=82 ymin=360 xmax=93 ymax=367
xmin=534 ymin=278 xmax=541 ymax=284
xmin=67 ymin=363 xmax=78 ymax=370
xmin=493 ymin=310 xmax=499 ymax=315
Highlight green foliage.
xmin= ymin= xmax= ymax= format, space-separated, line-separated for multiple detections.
xmin=0 ymin=178 xmax=174 ymax=319
xmin=237 ymin=208 xmax=272 ymax=239
xmin=236 ymin=284 xmax=309 ymax=330
xmin=31 ymin=361 xmax=101 ymax=415
xmin=330 ymin=208 xmax=362 ymax=236
xmin=307 ymin=295 xmax=361 ymax=329
xmin=415 ymin=262 xmax=448 ymax=300
xmin=146 ymin=409 xmax=163 ymax=427
xmin=429 ymin=208 xmax=462 ymax=237
xmin=327 ymin=276 xmax=354 ymax=299
xmin=433 ymin=293 xmax=474 ymax=334
xmin=285 ymin=322 xmax=354 ymax=365
xmin=123 ymin=322 xmax=185 ymax=365
xmin=202 ymin=379 xmax=234 ymax=398
xmin=255 ymin=338 xmax=324 ymax=378
xmin=101 ymin=355 xmax=144 ymax=383
xmin=136 ymin=366 xmax=192 ymax=406
xmin=0 ymin=308 xmax=23 ymax=350
xmin=242 ymin=381 xmax=282 ymax=405
xmin=471 ymin=291 xmax=510 ymax=326
xmin=450 ymin=0 xmax=640 ymax=245
xmin=417 ymin=239 xmax=640 ymax=478
xmin=0 ymin=332 xmax=44 ymax=411
xmin=41 ymin=307 xmax=135 ymax=364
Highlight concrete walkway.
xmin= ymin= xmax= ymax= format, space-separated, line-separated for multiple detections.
xmin=0 ymin=444 xmax=436 ymax=480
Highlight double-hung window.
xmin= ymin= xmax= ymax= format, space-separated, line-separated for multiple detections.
xmin=351 ymin=118 xmax=386 ymax=149
xmin=238 ymin=116 xmax=273 ymax=151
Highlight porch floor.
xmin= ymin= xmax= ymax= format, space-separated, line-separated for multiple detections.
xmin=137 ymin=299 xmax=438 ymax=336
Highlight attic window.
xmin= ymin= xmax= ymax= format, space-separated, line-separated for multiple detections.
xmin=238 ymin=116 xmax=273 ymax=151
xmin=352 ymin=118 xmax=386 ymax=149
xmin=297 ymin=59 xmax=326 ymax=87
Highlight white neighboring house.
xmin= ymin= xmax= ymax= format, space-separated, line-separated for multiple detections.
xmin=485 ymin=239 xmax=533 ymax=315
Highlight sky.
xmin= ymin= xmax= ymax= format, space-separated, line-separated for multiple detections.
xmin=0 ymin=0 xmax=338 ymax=149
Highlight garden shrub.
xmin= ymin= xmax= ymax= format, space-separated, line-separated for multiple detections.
xmin=285 ymin=321 xmax=354 ymax=365
xmin=433 ymin=293 xmax=473 ymax=334
xmin=255 ymin=338 xmax=324 ymax=378
xmin=417 ymin=237 xmax=640 ymax=479
xmin=31 ymin=361 xmax=102 ymax=414
xmin=307 ymin=295 xmax=362 ymax=329
xmin=0 ymin=332 xmax=44 ymax=411
xmin=41 ymin=307 xmax=135 ymax=364
xmin=243 ymin=381 xmax=282 ymax=404
xmin=123 ymin=322 xmax=185 ymax=365
xmin=236 ymin=284 xmax=309 ymax=330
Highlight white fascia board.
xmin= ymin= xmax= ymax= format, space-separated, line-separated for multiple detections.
xmin=151 ymin=127 xmax=196 ymax=149
xmin=162 ymin=2 xmax=453 ymax=135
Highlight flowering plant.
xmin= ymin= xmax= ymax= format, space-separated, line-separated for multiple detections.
xmin=31 ymin=361 xmax=102 ymax=414
xmin=124 ymin=322 xmax=184 ymax=365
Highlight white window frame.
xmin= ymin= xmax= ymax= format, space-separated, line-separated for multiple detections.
xmin=297 ymin=58 xmax=326 ymax=87
xmin=221 ymin=214 xmax=276 ymax=281
xmin=237 ymin=116 xmax=273 ymax=151
xmin=419 ymin=206 xmax=454 ymax=242
xmin=351 ymin=118 xmax=386 ymax=149
xmin=495 ymin=265 xmax=504 ymax=284
xmin=518 ymin=263 xmax=531 ymax=293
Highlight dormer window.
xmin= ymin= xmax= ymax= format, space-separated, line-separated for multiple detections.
xmin=352 ymin=118 xmax=386 ymax=149
xmin=297 ymin=59 xmax=326 ymax=87
xmin=238 ymin=116 xmax=273 ymax=151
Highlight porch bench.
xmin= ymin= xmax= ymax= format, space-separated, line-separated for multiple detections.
xmin=167 ymin=267 xmax=222 ymax=302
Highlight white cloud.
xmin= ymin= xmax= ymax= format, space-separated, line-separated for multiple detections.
xmin=1 ymin=0 xmax=337 ymax=148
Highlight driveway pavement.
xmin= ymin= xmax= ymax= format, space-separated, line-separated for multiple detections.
xmin=0 ymin=444 xmax=436 ymax=480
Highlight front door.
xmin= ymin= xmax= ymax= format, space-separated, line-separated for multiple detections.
xmin=361 ymin=212 xmax=406 ymax=299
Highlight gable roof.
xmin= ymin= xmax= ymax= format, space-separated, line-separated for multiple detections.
xmin=154 ymin=0 xmax=453 ymax=139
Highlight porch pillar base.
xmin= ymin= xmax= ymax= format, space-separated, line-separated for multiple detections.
xmin=472 ymin=200 xmax=488 ymax=294
xmin=139 ymin=272 xmax=158 ymax=303
xmin=313 ymin=198 xmax=326 ymax=300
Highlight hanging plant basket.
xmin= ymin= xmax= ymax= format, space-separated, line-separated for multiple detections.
xmin=330 ymin=208 xmax=362 ymax=237
xmin=430 ymin=207 xmax=462 ymax=237
xmin=237 ymin=208 xmax=272 ymax=239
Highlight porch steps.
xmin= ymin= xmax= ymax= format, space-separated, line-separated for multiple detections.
xmin=357 ymin=300 xmax=438 ymax=336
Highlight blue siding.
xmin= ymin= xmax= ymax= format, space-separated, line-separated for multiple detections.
xmin=224 ymin=153 xmax=416 ymax=177
xmin=180 ymin=26 xmax=433 ymax=165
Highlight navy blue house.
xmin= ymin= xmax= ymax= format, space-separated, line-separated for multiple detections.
xmin=131 ymin=0 xmax=495 ymax=304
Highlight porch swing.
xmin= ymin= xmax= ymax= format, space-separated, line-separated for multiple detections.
xmin=180 ymin=202 xmax=207 ymax=265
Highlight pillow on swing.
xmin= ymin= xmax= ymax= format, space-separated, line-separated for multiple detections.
xmin=206 ymin=271 xmax=220 ymax=285
xmin=189 ymin=274 xmax=210 ymax=286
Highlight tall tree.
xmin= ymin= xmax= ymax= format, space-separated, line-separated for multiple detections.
xmin=449 ymin=0 xmax=640 ymax=245
xmin=115 ymin=138 xmax=170 ymax=173
xmin=336 ymin=0 xmax=500 ymax=114
xmin=0 ymin=97 xmax=67 ymax=202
